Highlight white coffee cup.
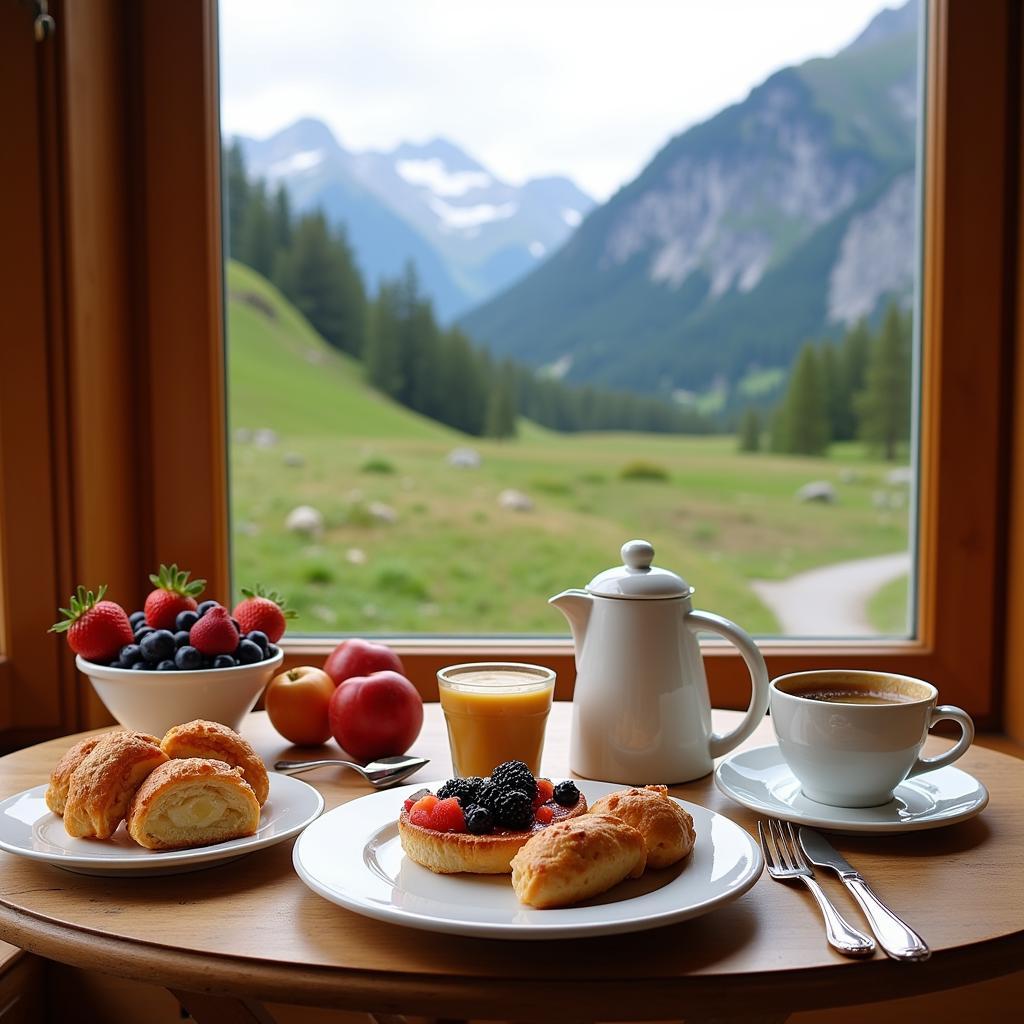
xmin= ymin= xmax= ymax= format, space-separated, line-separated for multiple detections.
xmin=770 ymin=669 xmax=975 ymax=807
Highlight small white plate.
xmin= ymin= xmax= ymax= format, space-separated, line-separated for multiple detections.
xmin=715 ymin=745 xmax=989 ymax=834
xmin=0 ymin=773 xmax=323 ymax=876
xmin=292 ymin=780 xmax=762 ymax=940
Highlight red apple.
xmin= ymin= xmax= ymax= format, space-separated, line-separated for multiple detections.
xmin=324 ymin=638 xmax=404 ymax=686
xmin=328 ymin=670 xmax=423 ymax=762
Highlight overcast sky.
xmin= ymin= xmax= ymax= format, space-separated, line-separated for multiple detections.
xmin=220 ymin=0 xmax=898 ymax=201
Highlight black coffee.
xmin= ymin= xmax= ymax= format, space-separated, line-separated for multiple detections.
xmin=789 ymin=685 xmax=915 ymax=706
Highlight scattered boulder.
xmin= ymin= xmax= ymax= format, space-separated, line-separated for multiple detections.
xmin=368 ymin=501 xmax=398 ymax=525
xmin=282 ymin=452 xmax=305 ymax=468
xmin=499 ymin=488 xmax=534 ymax=512
xmin=873 ymin=489 xmax=906 ymax=510
xmin=839 ymin=468 xmax=863 ymax=484
xmin=254 ymin=428 xmax=279 ymax=449
xmin=886 ymin=467 xmax=913 ymax=486
xmin=285 ymin=505 xmax=324 ymax=538
xmin=447 ymin=447 xmax=482 ymax=469
xmin=346 ymin=547 xmax=367 ymax=566
xmin=796 ymin=481 xmax=836 ymax=504
xmin=233 ymin=427 xmax=253 ymax=445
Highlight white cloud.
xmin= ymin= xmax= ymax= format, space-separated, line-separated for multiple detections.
xmin=220 ymin=0 xmax=899 ymax=201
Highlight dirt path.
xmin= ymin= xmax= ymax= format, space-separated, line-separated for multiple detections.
xmin=751 ymin=551 xmax=910 ymax=637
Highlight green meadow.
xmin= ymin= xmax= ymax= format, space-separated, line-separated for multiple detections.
xmin=226 ymin=261 xmax=911 ymax=636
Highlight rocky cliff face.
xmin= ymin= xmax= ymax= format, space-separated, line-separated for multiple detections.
xmin=461 ymin=1 xmax=920 ymax=398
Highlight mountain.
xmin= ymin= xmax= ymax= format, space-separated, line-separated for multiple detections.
xmin=460 ymin=1 xmax=920 ymax=399
xmin=236 ymin=122 xmax=594 ymax=321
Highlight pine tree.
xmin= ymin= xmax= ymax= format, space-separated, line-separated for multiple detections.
xmin=275 ymin=212 xmax=366 ymax=356
xmin=835 ymin=318 xmax=873 ymax=441
xmin=223 ymin=139 xmax=249 ymax=260
xmin=238 ymin=179 xmax=276 ymax=279
xmin=271 ymin=184 xmax=292 ymax=254
xmin=485 ymin=362 xmax=519 ymax=438
xmin=365 ymin=281 xmax=404 ymax=398
xmin=781 ymin=343 xmax=830 ymax=455
xmin=856 ymin=302 xmax=912 ymax=460
xmin=738 ymin=407 xmax=761 ymax=452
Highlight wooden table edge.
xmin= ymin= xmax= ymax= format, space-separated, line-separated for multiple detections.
xmin=2 ymin=900 xmax=1022 ymax=1020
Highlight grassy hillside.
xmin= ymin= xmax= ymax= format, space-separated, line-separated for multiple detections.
xmin=227 ymin=262 xmax=911 ymax=636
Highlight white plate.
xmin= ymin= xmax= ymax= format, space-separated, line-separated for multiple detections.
xmin=714 ymin=745 xmax=989 ymax=834
xmin=0 ymin=773 xmax=323 ymax=876
xmin=292 ymin=780 xmax=762 ymax=939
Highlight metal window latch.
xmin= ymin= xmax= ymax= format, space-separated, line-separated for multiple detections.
xmin=33 ymin=0 xmax=55 ymax=42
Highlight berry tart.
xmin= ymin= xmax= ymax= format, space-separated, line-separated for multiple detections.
xmin=398 ymin=761 xmax=587 ymax=874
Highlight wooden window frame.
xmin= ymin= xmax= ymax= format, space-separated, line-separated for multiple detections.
xmin=0 ymin=0 xmax=1019 ymax=738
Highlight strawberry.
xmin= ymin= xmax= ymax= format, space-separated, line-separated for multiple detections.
xmin=535 ymin=805 xmax=554 ymax=825
xmin=233 ymin=585 xmax=295 ymax=644
xmin=534 ymin=778 xmax=554 ymax=807
xmin=50 ymin=585 xmax=133 ymax=662
xmin=429 ymin=797 xmax=466 ymax=833
xmin=144 ymin=563 xmax=206 ymax=629
xmin=409 ymin=794 xmax=438 ymax=827
xmin=189 ymin=605 xmax=239 ymax=656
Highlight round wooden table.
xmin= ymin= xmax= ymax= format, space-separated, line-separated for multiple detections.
xmin=0 ymin=704 xmax=1021 ymax=1024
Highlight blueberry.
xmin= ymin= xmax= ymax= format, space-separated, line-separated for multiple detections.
xmin=134 ymin=625 xmax=154 ymax=642
xmin=129 ymin=611 xmax=146 ymax=629
xmin=130 ymin=660 xmax=147 ymax=671
xmin=118 ymin=643 xmax=142 ymax=667
xmin=156 ymin=659 xmax=177 ymax=671
xmin=266 ymin=644 xmax=280 ymax=660
xmin=173 ymin=630 xmax=191 ymax=648
xmin=212 ymin=654 xmax=236 ymax=669
xmin=196 ymin=600 xmax=220 ymax=617
xmin=246 ymin=630 xmax=269 ymax=656
xmin=175 ymin=609 xmax=200 ymax=632
xmin=140 ymin=629 xmax=175 ymax=664
xmin=235 ymin=639 xmax=263 ymax=665
xmin=174 ymin=645 xmax=203 ymax=671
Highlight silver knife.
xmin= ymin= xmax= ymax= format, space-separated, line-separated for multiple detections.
xmin=799 ymin=827 xmax=929 ymax=962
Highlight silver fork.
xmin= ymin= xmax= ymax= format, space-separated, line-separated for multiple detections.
xmin=758 ymin=819 xmax=876 ymax=958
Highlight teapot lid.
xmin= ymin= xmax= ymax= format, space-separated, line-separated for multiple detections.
xmin=586 ymin=540 xmax=693 ymax=599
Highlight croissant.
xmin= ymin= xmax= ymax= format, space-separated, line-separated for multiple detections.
xmin=46 ymin=734 xmax=107 ymax=816
xmin=510 ymin=813 xmax=647 ymax=908
xmin=126 ymin=757 xmax=260 ymax=850
xmin=587 ymin=785 xmax=696 ymax=869
xmin=63 ymin=731 xmax=168 ymax=839
xmin=160 ymin=719 xmax=269 ymax=806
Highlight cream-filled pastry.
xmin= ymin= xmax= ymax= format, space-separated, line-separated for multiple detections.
xmin=126 ymin=757 xmax=260 ymax=850
xmin=160 ymin=719 xmax=269 ymax=806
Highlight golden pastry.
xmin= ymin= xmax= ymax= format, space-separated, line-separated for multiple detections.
xmin=45 ymin=734 xmax=108 ymax=816
xmin=126 ymin=757 xmax=260 ymax=850
xmin=510 ymin=814 xmax=647 ymax=908
xmin=587 ymin=784 xmax=696 ymax=869
xmin=63 ymin=731 xmax=168 ymax=839
xmin=160 ymin=719 xmax=269 ymax=805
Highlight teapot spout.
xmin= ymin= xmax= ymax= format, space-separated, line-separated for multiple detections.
xmin=549 ymin=589 xmax=593 ymax=659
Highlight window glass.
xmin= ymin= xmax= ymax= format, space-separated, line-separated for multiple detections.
xmin=219 ymin=0 xmax=921 ymax=638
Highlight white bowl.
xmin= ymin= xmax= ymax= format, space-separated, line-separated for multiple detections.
xmin=77 ymin=651 xmax=284 ymax=736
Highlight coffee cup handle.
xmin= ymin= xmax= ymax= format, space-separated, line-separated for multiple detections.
xmin=908 ymin=705 xmax=975 ymax=777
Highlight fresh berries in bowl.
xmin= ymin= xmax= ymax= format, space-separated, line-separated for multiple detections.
xmin=397 ymin=761 xmax=588 ymax=875
xmin=233 ymin=586 xmax=295 ymax=645
xmin=52 ymin=571 xmax=289 ymax=736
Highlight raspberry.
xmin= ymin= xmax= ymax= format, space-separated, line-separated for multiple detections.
xmin=428 ymin=797 xmax=466 ymax=833
xmin=553 ymin=780 xmax=580 ymax=807
xmin=490 ymin=761 xmax=537 ymax=799
xmin=409 ymin=794 xmax=438 ymax=827
xmin=535 ymin=805 xmax=554 ymax=824
xmin=534 ymin=778 xmax=554 ymax=806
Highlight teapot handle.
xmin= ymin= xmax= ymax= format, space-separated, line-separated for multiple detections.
xmin=686 ymin=609 xmax=770 ymax=759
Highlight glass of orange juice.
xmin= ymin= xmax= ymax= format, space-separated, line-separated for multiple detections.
xmin=437 ymin=662 xmax=555 ymax=777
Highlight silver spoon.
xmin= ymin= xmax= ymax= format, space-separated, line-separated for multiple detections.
xmin=273 ymin=753 xmax=429 ymax=788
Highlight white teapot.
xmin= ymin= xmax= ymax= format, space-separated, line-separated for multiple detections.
xmin=550 ymin=539 xmax=770 ymax=783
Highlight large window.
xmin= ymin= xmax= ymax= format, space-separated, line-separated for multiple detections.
xmin=220 ymin=1 xmax=923 ymax=640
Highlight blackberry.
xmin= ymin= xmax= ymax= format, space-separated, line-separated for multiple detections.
xmin=553 ymin=780 xmax=580 ymax=807
xmin=436 ymin=777 xmax=483 ymax=805
xmin=490 ymin=760 xmax=538 ymax=799
xmin=491 ymin=789 xmax=534 ymax=830
xmin=464 ymin=804 xmax=493 ymax=835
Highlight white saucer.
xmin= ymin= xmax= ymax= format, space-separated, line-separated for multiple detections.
xmin=0 ymin=773 xmax=324 ymax=876
xmin=714 ymin=745 xmax=989 ymax=834
xmin=292 ymin=780 xmax=762 ymax=939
